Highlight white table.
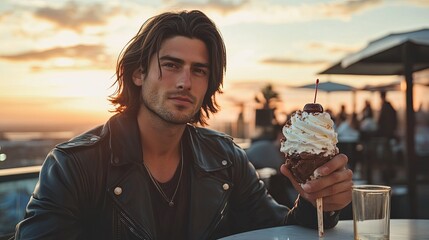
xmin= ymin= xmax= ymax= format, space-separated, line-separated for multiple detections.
xmin=219 ymin=219 xmax=429 ymax=240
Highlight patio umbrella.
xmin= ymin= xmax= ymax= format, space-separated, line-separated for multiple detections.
xmin=295 ymin=81 xmax=356 ymax=111
xmin=297 ymin=81 xmax=356 ymax=92
xmin=318 ymin=28 xmax=429 ymax=218
xmin=360 ymin=80 xmax=402 ymax=92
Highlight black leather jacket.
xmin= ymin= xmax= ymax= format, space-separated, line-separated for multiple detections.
xmin=14 ymin=113 xmax=339 ymax=240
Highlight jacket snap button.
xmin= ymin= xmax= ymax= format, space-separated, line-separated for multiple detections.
xmin=222 ymin=183 xmax=229 ymax=190
xmin=114 ymin=187 xmax=122 ymax=195
xmin=221 ymin=160 xmax=227 ymax=166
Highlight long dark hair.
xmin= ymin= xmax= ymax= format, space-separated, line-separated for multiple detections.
xmin=109 ymin=10 xmax=226 ymax=126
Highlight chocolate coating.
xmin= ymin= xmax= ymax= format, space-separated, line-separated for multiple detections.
xmin=303 ymin=103 xmax=323 ymax=113
xmin=285 ymin=153 xmax=333 ymax=183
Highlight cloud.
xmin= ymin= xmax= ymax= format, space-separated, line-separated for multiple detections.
xmin=259 ymin=41 xmax=362 ymax=69
xmin=0 ymin=10 xmax=13 ymax=21
xmin=161 ymin=0 xmax=383 ymax=19
xmin=206 ymin=0 xmax=385 ymax=25
xmin=33 ymin=1 xmax=124 ymax=32
xmin=306 ymin=42 xmax=359 ymax=54
xmin=0 ymin=0 xmax=386 ymax=36
xmin=0 ymin=44 xmax=114 ymax=71
xmin=162 ymin=0 xmax=251 ymax=15
xmin=317 ymin=0 xmax=384 ymax=18
xmin=406 ymin=0 xmax=429 ymax=7
xmin=0 ymin=44 xmax=105 ymax=61
xmin=260 ymin=57 xmax=329 ymax=67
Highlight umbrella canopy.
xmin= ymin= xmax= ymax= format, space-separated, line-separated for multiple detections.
xmin=320 ymin=28 xmax=429 ymax=75
xmin=296 ymin=80 xmax=356 ymax=92
xmin=360 ymin=78 xmax=429 ymax=91
xmin=360 ymin=80 xmax=402 ymax=92
xmin=295 ymin=81 xmax=357 ymax=111
xmin=318 ymin=28 xmax=429 ymax=218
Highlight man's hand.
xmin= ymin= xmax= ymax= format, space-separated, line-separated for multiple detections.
xmin=280 ymin=153 xmax=353 ymax=211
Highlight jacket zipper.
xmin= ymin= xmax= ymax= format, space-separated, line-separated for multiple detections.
xmin=205 ymin=194 xmax=230 ymax=239
xmin=114 ymin=208 xmax=151 ymax=240
xmin=119 ymin=211 xmax=149 ymax=239
xmin=115 ymin=209 xmax=120 ymax=240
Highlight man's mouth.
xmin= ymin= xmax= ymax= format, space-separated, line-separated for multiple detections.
xmin=169 ymin=94 xmax=194 ymax=105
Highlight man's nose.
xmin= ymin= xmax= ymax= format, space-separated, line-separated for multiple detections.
xmin=176 ymin=68 xmax=191 ymax=90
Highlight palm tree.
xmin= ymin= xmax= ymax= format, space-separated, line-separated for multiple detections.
xmin=254 ymin=84 xmax=281 ymax=128
xmin=254 ymin=84 xmax=280 ymax=109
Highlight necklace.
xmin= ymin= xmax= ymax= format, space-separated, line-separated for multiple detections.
xmin=143 ymin=142 xmax=183 ymax=207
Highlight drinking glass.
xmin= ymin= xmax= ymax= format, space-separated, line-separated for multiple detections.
xmin=352 ymin=185 xmax=391 ymax=240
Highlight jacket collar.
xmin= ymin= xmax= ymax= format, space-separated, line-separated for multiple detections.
xmin=106 ymin=112 xmax=143 ymax=166
xmin=105 ymin=113 xmax=232 ymax=171
xmin=186 ymin=126 xmax=233 ymax=171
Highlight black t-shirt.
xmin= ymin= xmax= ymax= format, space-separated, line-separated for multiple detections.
xmin=145 ymin=140 xmax=191 ymax=240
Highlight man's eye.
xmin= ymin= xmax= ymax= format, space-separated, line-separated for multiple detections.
xmin=163 ymin=62 xmax=178 ymax=69
xmin=194 ymin=68 xmax=208 ymax=76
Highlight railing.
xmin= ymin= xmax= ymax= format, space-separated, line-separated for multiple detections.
xmin=0 ymin=166 xmax=41 ymax=239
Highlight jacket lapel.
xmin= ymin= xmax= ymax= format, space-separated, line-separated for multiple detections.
xmin=186 ymin=126 xmax=233 ymax=239
xmin=106 ymin=113 xmax=157 ymax=239
xmin=188 ymin=170 xmax=232 ymax=239
xmin=107 ymin=165 xmax=156 ymax=239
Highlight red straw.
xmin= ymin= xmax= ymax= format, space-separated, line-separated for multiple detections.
xmin=314 ymin=79 xmax=319 ymax=103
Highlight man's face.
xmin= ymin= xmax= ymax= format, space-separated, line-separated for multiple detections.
xmin=132 ymin=36 xmax=209 ymax=125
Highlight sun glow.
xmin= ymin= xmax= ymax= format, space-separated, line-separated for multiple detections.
xmin=0 ymin=0 xmax=428 ymax=134
xmin=52 ymin=57 xmax=75 ymax=68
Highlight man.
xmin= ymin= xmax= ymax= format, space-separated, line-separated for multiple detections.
xmin=376 ymin=91 xmax=398 ymax=182
xmin=377 ymin=91 xmax=398 ymax=139
xmin=245 ymin=124 xmax=284 ymax=170
xmin=245 ymin=124 xmax=296 ymax=208
xmin=14 ymin=10 xmax=352 ymax=240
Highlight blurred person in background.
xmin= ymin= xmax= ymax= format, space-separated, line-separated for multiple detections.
xmin=13 ymin=10 xmax=352 ymax=240
xmin=245 ymin=124 xmax=295 ymax=208
xmin=246 ymin=124 xmax=284 ymax=170
xmin=377 ymin=91 xmax=398 ymax=140
xmin=336 ymin=108 xmax=359 ymax=172
xmin=357 ymin=99 xmax=378 ymax=180
xmin=415 ymin=102 xmax=429 ymax=158
xmin=336 ymin=104 xmax=348 ymax=128
xmin=376 ymin=91 xmax=398 ymax=182
xmin=359 ymin=100 xmax=377 ymax=136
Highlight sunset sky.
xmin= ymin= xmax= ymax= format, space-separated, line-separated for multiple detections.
xmin=1 ymin=0 xmax=428 ymax=134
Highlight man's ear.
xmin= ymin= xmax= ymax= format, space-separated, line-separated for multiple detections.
xmin=132 ymin=68 xmax=143 ymax=86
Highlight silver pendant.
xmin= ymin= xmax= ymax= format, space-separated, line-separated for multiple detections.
xmin=169 ymin=201 xmax=174 ymax=207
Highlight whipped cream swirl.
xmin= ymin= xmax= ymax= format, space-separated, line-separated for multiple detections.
xmin=280 ymin=110 xmax=338 ymax=157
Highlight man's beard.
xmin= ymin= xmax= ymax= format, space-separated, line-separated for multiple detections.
xmin=141 ymin=93 xmax=197 ymax=125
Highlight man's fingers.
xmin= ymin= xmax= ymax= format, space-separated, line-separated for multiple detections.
xmin=280 ymin=164 xmax=304 ymax=193
xmin=314 ymin=153 xmax=348 ymax=177
xmin=302 ymin=167 xmax=353 ymax=193
xmin=305 ymin=178 xmax=353 ymax=201
xmin=322 ymin=189 xmax=353 ymax=211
